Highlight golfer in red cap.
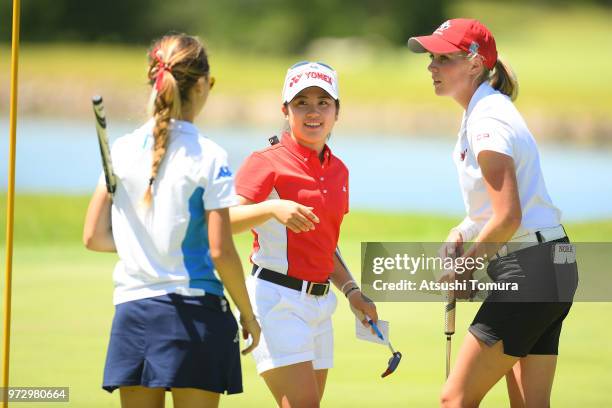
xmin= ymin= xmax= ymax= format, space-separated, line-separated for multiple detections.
xmin=409 ymin=19 xmax=578 ymax=407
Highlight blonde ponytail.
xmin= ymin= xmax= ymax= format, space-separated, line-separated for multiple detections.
xmin=141 ymin=34 xmax=210 ymax=207
xmin=489 ymin=56 xmax=519 ymax=101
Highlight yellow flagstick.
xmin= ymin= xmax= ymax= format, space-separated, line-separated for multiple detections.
xmin=2 ymin=0 xmax=20 ymax=406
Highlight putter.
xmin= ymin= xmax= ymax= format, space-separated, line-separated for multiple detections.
xmin=368 ymin=319 xmax=402 ymax=378
xmin=382 ymin=342 xmax=402 ymax=378
xmin=337 ymin=247 xmax=403 ymax=378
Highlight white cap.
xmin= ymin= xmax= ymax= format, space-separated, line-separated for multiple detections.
xmin=282 ymin=61 xmax=339 ymax=103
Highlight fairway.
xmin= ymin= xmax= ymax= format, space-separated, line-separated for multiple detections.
xmin=1 ymin=0 xmax=611 ymax=405
xmin=0 ymin=196 xmax=611 ymax=406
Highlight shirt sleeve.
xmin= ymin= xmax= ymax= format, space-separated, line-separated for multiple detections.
xmin=235 ymin=153 xmax=276 ymax=203
xmin=467 ymin=117 xmax=514 ymax=160
xmin=203 ymin=149 xmax=239 ymax=210
xmin=97 ymin=171 xmax=106 ymax=187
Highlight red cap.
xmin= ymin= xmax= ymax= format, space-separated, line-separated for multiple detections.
xmin=407 ymin=19 xmax=497 ymax=70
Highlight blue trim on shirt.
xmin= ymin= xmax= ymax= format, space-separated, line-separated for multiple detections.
xmin=181 ymin=187 xmax=224 ymax=296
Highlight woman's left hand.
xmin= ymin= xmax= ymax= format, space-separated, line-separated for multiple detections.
xmin=437 ymin=262 xmax=476 ymax=299
xmin=348 ymin=290 xmax=378 ymax=327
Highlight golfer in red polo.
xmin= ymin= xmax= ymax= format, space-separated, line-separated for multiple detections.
xmin=229 ymin=61 xmax=378 ymax=407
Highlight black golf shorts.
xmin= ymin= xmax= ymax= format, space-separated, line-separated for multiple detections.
xmin=469 ymin=238 xmax=579 ymax=357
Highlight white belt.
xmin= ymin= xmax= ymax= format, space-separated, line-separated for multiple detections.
xmin=490 ymin=225 xmax=567 ymax=260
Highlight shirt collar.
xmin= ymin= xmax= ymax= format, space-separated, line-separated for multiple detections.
xmin=142 ymin=118 xmax=199 ymax=149
xmin=281 ymin=132 xmax=332 ymax=166
xmin=143 ymin=118 xmax=199 ymax=136
xmin=466 ymin=81 xmax=496 ymax=118
xmin=169 ymin=119 xmax=199 ymax=136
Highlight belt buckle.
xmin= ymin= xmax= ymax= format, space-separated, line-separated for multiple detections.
xmin=538 ymin=225 xmax=565 ymax=243
xmin=306 ymin=282 xmax=329 ymax=296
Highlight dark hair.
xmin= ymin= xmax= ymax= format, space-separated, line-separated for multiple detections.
xmin=283 ymin=99 xmax=340 ymax=112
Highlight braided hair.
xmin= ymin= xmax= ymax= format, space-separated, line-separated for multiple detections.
xmin=142 ymin=34 xmax=210 ymax=206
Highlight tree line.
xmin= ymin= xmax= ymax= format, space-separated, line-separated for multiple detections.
xmin=1 ymin=0 xmax=609 ymax=53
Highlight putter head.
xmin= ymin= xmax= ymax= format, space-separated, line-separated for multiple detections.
xmin=381 ymin=351 xmax=402 ymax=378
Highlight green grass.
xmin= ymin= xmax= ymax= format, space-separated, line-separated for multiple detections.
xmin=0 ymin=194 xmax=611 ymax=406
xmin=2 ymin=194 xmax=611 ymax=246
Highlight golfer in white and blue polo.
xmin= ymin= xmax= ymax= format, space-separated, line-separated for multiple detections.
xmin=83 ymin=34 xmax=260 ymax=408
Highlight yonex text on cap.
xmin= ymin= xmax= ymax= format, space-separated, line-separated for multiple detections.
xmin=282 ymin=61 xmax=339 ymax=103
xmin=407 ymin=19 xmax=497 ymax=70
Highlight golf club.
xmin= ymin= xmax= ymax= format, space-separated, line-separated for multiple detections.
xmin=369 ymin=319 xmax=402 ymax=378
xmin=92 ymin=96 xmax=117 ymax=194
xmin=443 ymin=243 xmax=462 ymax=380
xmin=444 ymin=290 xmax=456 ymax=379
xmin=337 ymin=247 xmax=403 ymax=378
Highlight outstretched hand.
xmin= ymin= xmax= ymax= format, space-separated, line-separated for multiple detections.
xmin=271 ymin=199 xmax=320 ymax=233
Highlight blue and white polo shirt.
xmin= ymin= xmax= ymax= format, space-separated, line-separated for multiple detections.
xmin=105 ymin=119 xmax=238 ymax=305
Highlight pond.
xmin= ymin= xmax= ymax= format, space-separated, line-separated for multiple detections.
xmin=1 ymin=118 xmax=611 ymax=221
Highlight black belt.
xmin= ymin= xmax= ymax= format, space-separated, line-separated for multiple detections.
xmin=251 ymin=265 xmax=330 ymax=296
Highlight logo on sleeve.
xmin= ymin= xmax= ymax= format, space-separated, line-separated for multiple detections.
xmin=476 ymin=133 xmax=490 ymax=141
xmin=460 ymin=148 xmax=468 ymax=161
xmin=215 ymin=166 xmax=232 ymax=179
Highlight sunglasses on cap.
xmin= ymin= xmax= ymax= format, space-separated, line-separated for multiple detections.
xmin=289 ymin=60 xmax=335 ymax=71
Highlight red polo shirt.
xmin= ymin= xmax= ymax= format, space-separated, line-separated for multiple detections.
xmin=235 ymin=133 xmax=349 ymax=283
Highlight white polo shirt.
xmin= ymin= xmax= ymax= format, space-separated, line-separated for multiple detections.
xmin=106 ymin=119 xmax=238 ymax=305
xmin=453 ymin=82 xmax=561 ymax=241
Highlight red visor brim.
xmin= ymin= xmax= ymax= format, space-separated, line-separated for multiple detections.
xmin=407 ymin=35 xmax=462 ymax=54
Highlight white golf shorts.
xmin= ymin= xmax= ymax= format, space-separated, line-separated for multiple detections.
xmin=246 ymin=275 xmax=337 ymax=374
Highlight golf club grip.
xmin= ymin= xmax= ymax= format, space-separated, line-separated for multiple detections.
xmin=444 ymin=296 xmax=456 ymax=335
xmin=92 ymin=96 xmax=117 ymax=194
